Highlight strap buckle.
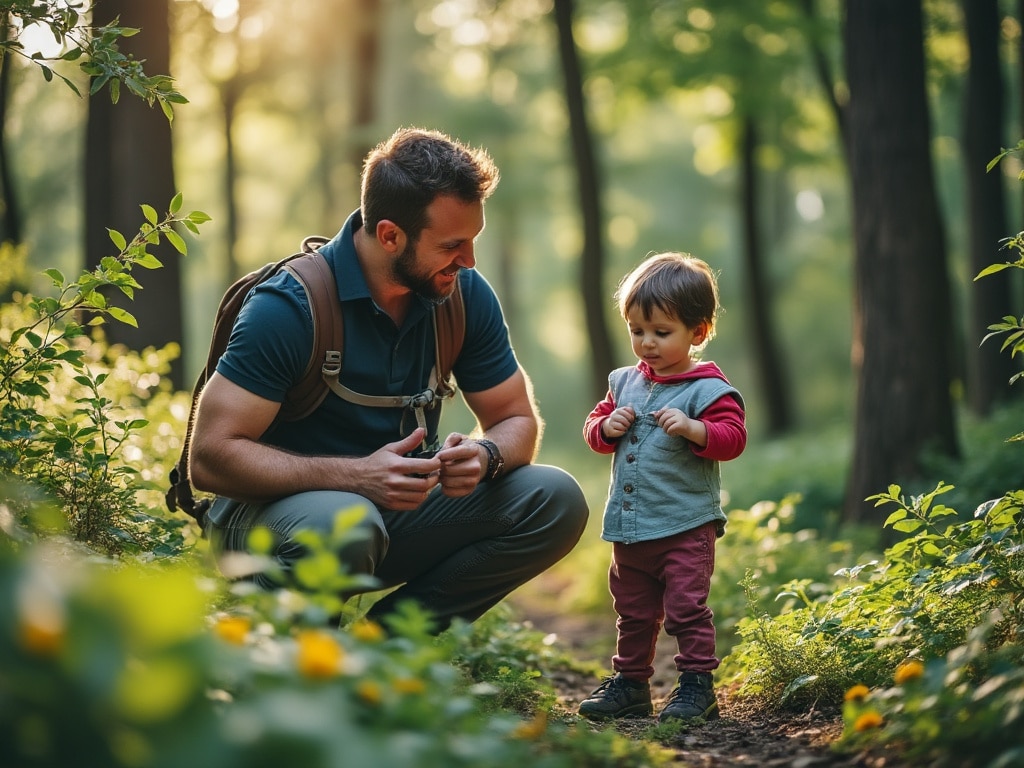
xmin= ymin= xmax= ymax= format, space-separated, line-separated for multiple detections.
xmin=409 ymin=390 xmax=435 ymax=410
xmin=322 ymin=350 xmax=342 ymax=377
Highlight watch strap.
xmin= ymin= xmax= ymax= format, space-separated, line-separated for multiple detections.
xmin=475 ymin=438 xmax=504 ymax=481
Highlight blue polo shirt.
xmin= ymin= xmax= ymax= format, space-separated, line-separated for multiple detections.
xmin=215 ymin=209 xmax=519 ymax=457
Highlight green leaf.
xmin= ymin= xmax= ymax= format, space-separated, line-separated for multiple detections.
xmin=974 ymin=263 xmax=1011 ymax=280
xmin=780 ymin=674 xmax=818 ymax=703
xmin=108 ymin=228 xmax=127 ymax=251
xmin=169 ymin=192 xmax=183 ymax=213
xmin=43 ymin=268 xmax=65 ymax=286
xmin=892 ymin=519 xmax=923 ymax=534
xmin=89 ymin=73 xmax=111 ymax=96
xmin=884 ymin=509 xmax=908 ymax=526
xmin=141 ymin=204 xmax=158 ymax=225
xmin=134 ymin=252 xmax=163 ymax=269
xmin=164 ymin=229 xmax=186 ymax=254
xmin=101 ymin=255 xmax=124 ymax=272
xmin=107 ymin=306 xmax=138 ymax=327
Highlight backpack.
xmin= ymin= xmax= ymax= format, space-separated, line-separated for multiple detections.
xmin=165 ymin=235 xmax=466 ymax=528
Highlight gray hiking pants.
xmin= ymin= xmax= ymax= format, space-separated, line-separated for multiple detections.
xmin=207 ymin=464 xmax=588 ymax=630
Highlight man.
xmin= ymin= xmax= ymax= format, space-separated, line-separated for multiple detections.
xmin=189 ymin=127 xmax=589 ymax=631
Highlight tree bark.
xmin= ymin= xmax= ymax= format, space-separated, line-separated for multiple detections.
xmin=739 ymin=115 xmax=793 ymax=435
xmin=842 ymin=0 xmax=959 ymax=526
xmin=962 ymin=0 xmax=1016 ymax=412
xmin=0 ymin=11 xmax=22 ymax=246
xmin=553 ymin=0 xmax=616 ymax=404
xmin=85 ymin=0 xmax=184 ymax=388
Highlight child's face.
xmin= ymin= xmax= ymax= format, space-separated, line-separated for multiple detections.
xmin=625 ymin=305 xmax=705 ymax=376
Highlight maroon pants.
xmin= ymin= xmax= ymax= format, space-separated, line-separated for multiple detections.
xmin=609 ymin=522 xmax=719 ymax=681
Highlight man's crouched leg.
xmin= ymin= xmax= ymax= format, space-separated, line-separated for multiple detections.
xmin=367 ymin=464 xmax=589 ymax=631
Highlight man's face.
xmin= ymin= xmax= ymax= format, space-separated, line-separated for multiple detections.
xmin=391 ymin=195 xmax=485 ymax=302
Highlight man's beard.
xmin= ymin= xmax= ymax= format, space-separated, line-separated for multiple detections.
xmin=392 ymin=241 xmax=459 ymax=304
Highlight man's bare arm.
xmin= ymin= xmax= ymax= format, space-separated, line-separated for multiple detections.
xmin=189 ymin=372 xmax=441 ymax=509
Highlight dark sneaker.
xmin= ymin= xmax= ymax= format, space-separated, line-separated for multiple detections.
xmin=578 ymin=674 xmax=653 ymax=720
xmin=658 ymin=671 xmax=720 ymax=722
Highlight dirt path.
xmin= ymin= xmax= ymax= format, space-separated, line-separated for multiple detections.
xmin=510 ymin=582 xmax=896 ymax=767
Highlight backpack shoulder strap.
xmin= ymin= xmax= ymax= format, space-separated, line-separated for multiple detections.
xmin=280 ymin=237 xmax=341 ymax=421
xmin=433 ymin=281 xmax=465 ymax=398
xmin=165 ymin=240 xmax=326 ymax=526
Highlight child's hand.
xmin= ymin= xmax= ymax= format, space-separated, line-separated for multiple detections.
xmin=602 ymin=406 xmax=635 ymax=439
xmin=653 ymin=407 xmax=708 ymax=447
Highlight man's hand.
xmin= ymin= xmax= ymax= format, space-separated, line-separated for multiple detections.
xmin=434 ymin=432 xmax=487 ymax=497
xmin=361 ymin=429 xmax=442 ymax=510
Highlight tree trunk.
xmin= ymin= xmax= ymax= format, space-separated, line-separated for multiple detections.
xmin=842 ymin=0 xmax=959 ymax=526
xmin=0 ymin=11 xmax=22 ymax=246
xmin=349 ymin=0 xmax=381 ymax=173
xmin=962 ymin=0 xmax=1017 ymax=412
xmin=221 ymin=77 xmax=241 ymax=282
xmin=739 ymin=115 xmax=793 ymax=435
xmin=553 ymin=0 xmax=616 ymax=404
xmin=84 ymin=0 xmax=184 ymax=388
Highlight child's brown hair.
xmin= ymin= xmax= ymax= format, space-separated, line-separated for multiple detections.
xmin=615 ymin=252 xmax=720 ymax=343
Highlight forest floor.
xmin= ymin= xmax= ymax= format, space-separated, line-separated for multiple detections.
xmin=511 ymin=576 xmax=905 ymax=768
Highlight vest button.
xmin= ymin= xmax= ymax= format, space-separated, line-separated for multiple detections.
xmin=623 ymin=484 xmax=634 ymax=493
xmin=629 ymin=435 xmax=638 ymax=444
xmin=626 ymin=454 xmax=635 ymax=463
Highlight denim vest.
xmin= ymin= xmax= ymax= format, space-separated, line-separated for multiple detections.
xmin=601 ymin=366 xmax=743 ymax=544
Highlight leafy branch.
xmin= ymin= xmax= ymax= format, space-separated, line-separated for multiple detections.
xmin=1 ymin=1 xmax=187 ymax=120
xmin=0 ymin=194 xmax=210 ymax=552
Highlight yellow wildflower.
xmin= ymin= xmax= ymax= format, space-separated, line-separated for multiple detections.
xmin=853 ymin=711 xmax=884 ymax=732
xmin=512 ymin=710 xmax=548 ymax=740
xmin=392 ymin=677 xmax=426 ymax=695
xmin=357 ymin=679 xmax=383 ymax=705
xmin=894 ymin=660 xmax=925 ymax=684
xmin=18 ymin=618 xmax=63 ymax=657
xmin=213 ymin=615 xmax=251 ymax=645
xmin=350 ymin=619 xmax=386 ymax=643
xmin=844 ymin=684 xmax=870 ymax=702
xmin=296 ymin=630 xmax=343 ymax=679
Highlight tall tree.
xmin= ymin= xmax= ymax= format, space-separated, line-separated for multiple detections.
xmin=737 ymin=115 xmax=793 ymax=435
xmin=842 ymin=0 xmax=959 ymax=525
xmin=962 ymin=0 xmax=1016 ymax=413
xmin=0 ymin=11 xmax=21 ymax=246
xmin=553 ymin=0 xmax=616 ymax=403
xmin=84 ymin=0 xmax=184 ymax=388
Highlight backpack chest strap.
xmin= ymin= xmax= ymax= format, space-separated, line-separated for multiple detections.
xmin=321 ymin=350 xmax=456 ymax=441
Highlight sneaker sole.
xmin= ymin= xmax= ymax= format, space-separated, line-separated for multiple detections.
xmin=658 ymin=701 xmax=720 ymax=723
xmin=579 ymin=703 xmax=654 ymax=721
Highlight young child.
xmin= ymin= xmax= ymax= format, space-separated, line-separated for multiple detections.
xmin=578 ymin=252 xmax=746 ymax=723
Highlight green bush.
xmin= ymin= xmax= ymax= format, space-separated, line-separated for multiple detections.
xmin=725 ymin=483 xmax=1024 ymax=765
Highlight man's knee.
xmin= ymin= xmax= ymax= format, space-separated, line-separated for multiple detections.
xmin=271 ymin=493 xmax=389 ymax=576
xmin=511 ymin=464 xmax=589 ymax=551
